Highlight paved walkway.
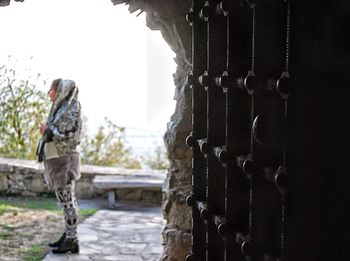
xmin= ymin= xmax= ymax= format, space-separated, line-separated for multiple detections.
xmin=43 ymin=202 xmax=164 ymax=261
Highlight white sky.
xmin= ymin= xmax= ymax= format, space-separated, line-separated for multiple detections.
xmin=0 ymin=0 xmax=177 ymax=134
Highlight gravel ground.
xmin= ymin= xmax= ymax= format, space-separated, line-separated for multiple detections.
xmin=0 ymin=205 xmax=64 ymax=261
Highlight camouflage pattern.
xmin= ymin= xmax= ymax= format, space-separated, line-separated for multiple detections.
xmin=47 ymin=80 xmax=82 ymax=156
xmin=55 ymin=180 xmax=79 ymax=239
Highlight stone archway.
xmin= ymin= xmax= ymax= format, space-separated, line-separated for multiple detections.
xmin=0 ymin=0 xmax=193 ymax=260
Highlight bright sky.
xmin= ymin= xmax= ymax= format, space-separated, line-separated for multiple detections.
xmin=0 ymin=0 xmax=177 ymax=134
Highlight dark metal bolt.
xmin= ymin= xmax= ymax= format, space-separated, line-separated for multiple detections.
xmin=186 ymin=254 xmax=196 ymax=261
xmin=244 ymin=71 xmax=256 ymax=94
xmin=186 ymin=8 xmax=195 ymax=25
xmin=186 ymin=134 xmax=195 ymax=148
xmin=277 ymin=71 xmax=290 ymax=97
xmin=200 ymin=208 xmax=208 ymax=220
xmin=274 ymin=166 xmax=288 ymax=193
xmin=213 ymin=215 xmax=227 ymax=237
xmin=216 ymin=1 xmax=229 ymax=16
xmin=186 ymin=72 xmax=195 ymax=87
xmin=241 ymin=241 xmax=251 ymax=257
xmin=199 ymin=139 xmax=210 ymax=154
xmin=214 ymin=146 xmax=228 ymax=163
xmin=186 ymin=194 xmax=196 ymax=207
xmin=198 ymin=71 xmax=209 ymax=88
xmin=275 ymin=172 xmax=287 ymax=193
xmin=215 ymin=71 xmax=229 ymax=88
xmin=243 ymin=160 xmax=255 ymax=177
xmin=217 ymin=223 xmax=228 ymax=237
xmin=252 ymin=113 xmax=286 ymax=149
xmin=218 ymin=150 xmax=228 ymax=163
xmin=199 ymin=1 xmax=210 ymax=21
xmin=197 ymin=201 xmax=208 ymax=220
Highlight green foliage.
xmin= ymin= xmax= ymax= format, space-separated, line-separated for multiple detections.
xmin=143 ymin=143 xmax=169 ymax=170
xmin=0 ymin=59 xmax=49 ymax=160
xmin=80 ymin=117 xmax=141 ymax=169
xmin=23 ymin=245 xmax=45 ymax=261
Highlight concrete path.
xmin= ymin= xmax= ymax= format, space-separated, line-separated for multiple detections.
xmin=43 ymin=203 xmax=164 ymax=261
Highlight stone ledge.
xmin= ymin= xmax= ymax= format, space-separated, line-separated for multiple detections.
xmin=0 ymin=157 xmax=166 ymax=176
xmin=0 ymin=157 xmax=41 ymax=172
xmin=0 ymin=157 xmax=166 ymax=203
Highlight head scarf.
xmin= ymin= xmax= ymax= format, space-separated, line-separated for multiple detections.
xmin=48 ymin=79 xmax=79 ymax=122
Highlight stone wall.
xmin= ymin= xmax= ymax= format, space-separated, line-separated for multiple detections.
xmin=0 ymin=157 xmax=165 ymax=204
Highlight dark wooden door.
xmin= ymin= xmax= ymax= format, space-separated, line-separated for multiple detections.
xmin=185 ymin=1 xmax=350 ymax=261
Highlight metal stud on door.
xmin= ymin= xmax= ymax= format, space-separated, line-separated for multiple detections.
xmin=186 ymin=0 xmax=208 ymax=260
xmin=205 ymin=1 xmax=227 ymax=260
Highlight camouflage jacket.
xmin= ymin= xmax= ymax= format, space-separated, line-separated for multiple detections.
xmin=46 ymin=80 xmax=82 ymax=156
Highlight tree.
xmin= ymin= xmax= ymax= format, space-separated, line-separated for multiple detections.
xmin=143 ymin=143 xmax=169 ymax=170
xmin=0 ymin=60 xmax=49 ymax=159
xmin=80 ymin=117 xmax=141 ymax=169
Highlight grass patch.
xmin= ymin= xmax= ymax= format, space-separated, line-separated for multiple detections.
xmin=0 ymin=197 xmax=98 ymax=225
xmin=0 ymin=197 xmax=98 ymax=219
xmin=80 ymin=208 xmax=97 ymax=217
xmin=0 ymin=198 xmax=97 ymax=216
xmin=47 ymin=208 xmax=97 ymax=219
xmin=23 ymin=245 xmax=48 ymax=261
xmin=0 ymin=203 xmax=14 ymax=215
xmin=0 ymin=198 xmax=59 ymax=211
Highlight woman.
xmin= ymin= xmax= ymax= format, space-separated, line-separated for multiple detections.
xmin=39 ymin=78 xmax=82 ymax=254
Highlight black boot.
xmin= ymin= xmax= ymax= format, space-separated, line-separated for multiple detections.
xmin=52 ymin=237 xmax=79 ymax=254
xmin=48 ymin=232 xmax=66 ymax=248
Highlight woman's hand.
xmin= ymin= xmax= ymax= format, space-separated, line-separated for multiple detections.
xmin=39 ymin=123 xmax=47 ymax=135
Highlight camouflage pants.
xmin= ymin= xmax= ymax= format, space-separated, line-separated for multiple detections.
xmin=55 ymin=180 xmax=79 ymax=238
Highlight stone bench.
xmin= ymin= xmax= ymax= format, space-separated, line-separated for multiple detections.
xmin=93 ymin=174 xmax=165 ymax=208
